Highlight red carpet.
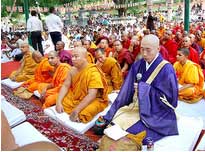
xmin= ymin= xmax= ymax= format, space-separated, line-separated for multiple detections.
xmin=1 ymin=84 xmax=98 ymax=150
xmin=1 ymin=61 xmax=20 ymax=80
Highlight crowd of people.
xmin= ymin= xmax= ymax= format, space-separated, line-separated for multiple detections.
xmin=1 ymin=3 xmax=205 ymax=150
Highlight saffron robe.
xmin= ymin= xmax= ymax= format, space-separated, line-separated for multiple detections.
xmin=9 ymin=52 xmax=37 ymax=82
xmin=103 ymin=55 xmax=178 ymax=143
xmin=174 ymin=60 xmax=204 ymax=103
xmin=163 ymin=39 xmax=178 ymax=64
xmin=87 ymin=52 xmax=95 ymax=64
xmin=22 ymin=58 xmax=54 ymax=92
xmin=38 ymin=63 xmax=71 ymax=109
xmin=100 ymin=57 xmax=123 ymax=94
xmin=62 ymin=64 xmax=109 ymax=123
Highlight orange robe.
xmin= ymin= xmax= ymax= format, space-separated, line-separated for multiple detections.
xmin=197 ymin=38 xmax=205 ymax=50
xmin=38 ymin=63 xmax=71 ymax=109
xmin=174 ymin=60 xmax=204 ymax=103
xmin=62 ymin=64 xmax=108 ymax=123
xmin=100 ymin=57 xmax=123 ymax=94
xmin=9 ymin=52 xmax=37 ymax=82
xmin=87 ymin=52 xmax=95 ymax=64
xmin=22 ymin=58 xmax=54 ymax=92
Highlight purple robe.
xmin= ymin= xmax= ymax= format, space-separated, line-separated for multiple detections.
xmin=103 ymin=55 xmax=178 ymax=143
xmin=59 ymin=50 xmax=73 ymax=66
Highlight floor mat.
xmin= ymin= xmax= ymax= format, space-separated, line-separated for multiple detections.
xmin=1 ymin=84 xmax=98 ymax=150
xmin=1 ymin=61 xmax=20 ymax=80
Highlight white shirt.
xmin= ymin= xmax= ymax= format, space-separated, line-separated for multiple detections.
xmin=27 ymin=16 xmax=43 ymax=32
xmin=45 ymin=13 xmax=63 ymax=33
xmin=145 ymin=53 xmax=159 ymax=71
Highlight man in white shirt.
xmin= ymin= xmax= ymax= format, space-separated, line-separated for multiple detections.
xmin=27 ymin=10 xmax=44 ymax=56
xmin=45 ymin=7 xmax=63 ymax=50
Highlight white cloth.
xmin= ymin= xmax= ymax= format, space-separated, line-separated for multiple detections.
xmin=27 ymin=16 xmax=43 ymax=32
xmin=11 ymin=122 xmax=52 ymax=147
xmin=45 ymin=14 xmax=63 ymax=33
xmin=44 ymin=105 xmax=111 ymax=134
xmin=1 ymin=95 xmax=26 ymax=128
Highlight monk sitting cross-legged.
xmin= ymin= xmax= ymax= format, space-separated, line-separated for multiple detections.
xmin=9 ymin=42 xmax=37 ymax=82
xmin=174 ymin=48 xmax=204 ymax=103
xmin=56 ymin=47 xmax=109 ymax=123
xmin=21 ymin=51 xmax=54 ymax=93
xmin=38 ymin=51 xmax=71 ymax=109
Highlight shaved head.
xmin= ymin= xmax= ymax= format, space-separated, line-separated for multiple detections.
xmin=141 ymin=34 xmax=159 ymax=49
xmin=48 ymin=50 xmax=58 ymax=57
xmin=73 ymin=47 xmax=87 ymax=58
xmin=32 ymin=51 xmax=43 ymax=63
xmin=48 ymin=50 xmax=59 ymax=66
xmin=140 ymin=34 xmax=160 ymax=63
xmin=72 ymin=47 xmax=88 ymax=69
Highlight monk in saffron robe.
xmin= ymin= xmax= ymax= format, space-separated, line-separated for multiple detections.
xmin=99 ymin=34 xmax=178 ymax=143
xmin=56 ymin=47 xmax=108 ymax=123
xmin=9 ymin=42 xmax=37 ymax=82
xmin=38 ymin=51 xmax=71 ymax=109
xmin=95 ymin=48 xmax=123 ymax=94
xmin=22 ymin=51 xmax=54 ymax=93
xmin=98 ymin=37 xmax=114 ymax=57
xmin=174 ymin=48 xmax=204 ymax=103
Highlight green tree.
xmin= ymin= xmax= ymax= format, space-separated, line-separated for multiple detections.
xmin=113 ymin=0 xmax=127 ymax=17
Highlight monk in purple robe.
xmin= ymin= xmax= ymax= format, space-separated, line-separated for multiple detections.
xmin=99 ymin=34 xmax=179 ymax=143
xmin=56 ymin=41 xmax=73 ymax=66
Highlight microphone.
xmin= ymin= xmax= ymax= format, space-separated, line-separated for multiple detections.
xmin=136 ymin=73 xmax=142 ymax=83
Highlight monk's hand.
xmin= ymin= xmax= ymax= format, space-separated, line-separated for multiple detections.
xmin=56 ymin=103 xmax=64 ymax=113
xmin=40 ymin=89 xmax=46 ymax=101
xmin=10 ymin=75 xmax=16 ymax=81
xmin=134 ymin=83 xmax=138 ymax=90
xmin=70 ymin=110 xmax=80 ymax=122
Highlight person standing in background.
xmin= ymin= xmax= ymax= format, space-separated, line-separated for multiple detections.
xmin=146 ymin=11 xmax=156 ymax=32
xmin=27 ymin=10 xmax=44 ymax=56
xmin=45 ymin=7 xmax=63 ymax=50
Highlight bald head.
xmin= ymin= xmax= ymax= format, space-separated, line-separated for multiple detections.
xmin=72 ymin=47 xmax=88 ymax=69
xmin=48 ymin=50 xmax=58 ymax=57
xmin=73 ymin=40 xmax=83 ymax=48
xmin=140 ymin=34 xmax=160 ymax=63
xmin=32 ymin=51 xmax=43 ymax=63
xmin=20 ymin=42 xmax=30 ymax=54
xmin=48 ymin=50 xmax=59 ymax=66
xmin=73 ymin=47 xmax=87 ymax=58
xmin=141 ymin=34 xmax=159 ymax=48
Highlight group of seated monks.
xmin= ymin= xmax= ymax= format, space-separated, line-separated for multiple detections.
xmin=8 ymin=33 xmax=205 ymax=145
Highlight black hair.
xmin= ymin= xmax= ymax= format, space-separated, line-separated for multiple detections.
xmin=31 ymin=10 xmax=37 ymax=16
xmin=178 ymin=47 xmax=190 ymax=56
xmin=49 ymin=7 xmax=55 ymax=13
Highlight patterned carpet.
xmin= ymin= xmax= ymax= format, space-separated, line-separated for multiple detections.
xmin=1 ymin=84 xmax=99 ymax=151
